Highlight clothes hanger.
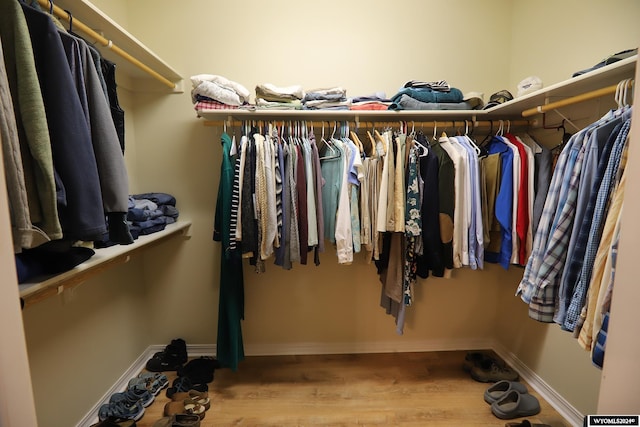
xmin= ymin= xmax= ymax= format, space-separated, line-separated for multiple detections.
xmin=64 ymin=9 xmax=73 ymax=32
xmin=373 ymin=128 xmax=387 ymax=156
xmin=464 ymin=120 xmax=482 ymax=156
xmin=366 ymin=127 xmax=377 ymax=157
xmin=319 ymin=121 xmax=340 ymax=160
xmin=412 ymin=133 xmax=429 ymax=157
xmin=480 ymin=120 xmax=494 ymax=147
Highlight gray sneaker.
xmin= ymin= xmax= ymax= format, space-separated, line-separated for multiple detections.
xmin=470 ymin=360 xmax=519 ymax=382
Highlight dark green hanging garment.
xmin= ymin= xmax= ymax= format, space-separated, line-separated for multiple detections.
xmin=213 ymin=132 xmax=244 ymax=371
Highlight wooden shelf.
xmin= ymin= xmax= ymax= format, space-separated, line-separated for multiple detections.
xmin=199 ymin=108 xmax=487 ymax=124
xmin=18 ymin=221 xmax=192 ymax=309
xmin=485 ymin=55 xmax=637 ymax=118
xmin=52 ymin=0 xmax=183 ymax=92
xmin=199 ymin=55 xmax=636 ymax=124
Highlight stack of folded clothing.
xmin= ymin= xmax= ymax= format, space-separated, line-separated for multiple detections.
xmin=388 ymin=80 xmax=484 ymax=110
xmin=190 ymin=74 xmax=251 ymax=116
xmin=350 ymin=92 xmax=391 ymax=110
xmin=302 ymin=87 xmax=350 ymax=110
xmin=128 ymin=193 xmax=179 ymax=237
xmin=94 ymin=192 xmax=180 ymax=248
xmin=255 ymin=83 xmax=304 ymax=110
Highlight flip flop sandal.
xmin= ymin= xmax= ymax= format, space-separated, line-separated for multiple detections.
xmin=491 ymin=390 xmax=541 ymax=420
xmin=484 ymin=380 xmax=529 ymax=404
xmin=172 ymin=390 xmax=211 ymax=411
xmin=164 ymin=398 xmax=206 ymax=420
xmin=138 ymin=372 xmax=169 ymax=394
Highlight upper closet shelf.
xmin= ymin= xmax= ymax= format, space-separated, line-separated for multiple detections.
xmin=199 ymin=109 xmax=488 ymax=123
xmin=199 ymin=55 xmax=637 ymax=124
xmin=18 ymin=221 xmax=192 ymax=310
xmin=486 ymin=55 xmax=637 ymax=118
xmin=46 ymin=0 xmax=183 ymax=93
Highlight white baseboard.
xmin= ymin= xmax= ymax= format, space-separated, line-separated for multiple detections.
xmin=76 ymin=340 xmax=581 ymax=427
xmin=492 ymin=342 xmax=584 ymax=427
xmin=76 ymin=346 xmax=160 ymax=427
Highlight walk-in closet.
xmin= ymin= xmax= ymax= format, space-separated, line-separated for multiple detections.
xmin=1 ymin=1 xmax=640 ymax=426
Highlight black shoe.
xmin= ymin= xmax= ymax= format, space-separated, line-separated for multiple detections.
xmin=146 ymin=339 xmax=188 ymax=372
xmin=470 ymin=359 xmax=519 ymax=383
xmin=177 ymin=356 xmax=220 ymax=384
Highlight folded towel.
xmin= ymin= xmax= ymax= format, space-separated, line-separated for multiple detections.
xmin=256 ymin=83 xmax=304 ymax=102
xmin=390 ymin=87 xmax=464 ymax=104
xmin=190 ymin=74 xmax=251 ymax=103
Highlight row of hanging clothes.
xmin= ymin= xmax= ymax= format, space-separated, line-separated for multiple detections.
xmin=0 ymin=0 xmax=130 ymax=256
xmin=517 ymin=78 xmax=634 ymax=368
xmin=213 ymin=117 xmax=556 ymax=337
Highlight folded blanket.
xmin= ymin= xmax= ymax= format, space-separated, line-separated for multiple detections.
xmin=390 ymin=87 xmax=463 ymax=104
xmin=256 ymin=83 xmax=304 ymax=102
xmin=351 ymin=92 xmax=389 ymax=103
xmin=190 ymin=74 xmax=251 ymax=103
xmin=303 ymin=99 xmax=351 ymax=109
xmin=350 ymin=102 xmax=390 ymax=111
xmin=194 ymin=100 xmax=239 ymax=115
xmin=256 ymin=98 xmax=303 ymax=110
xmin=303 ymin=87 xmax=346 ymax=102
xmin=191 ymin=81 xmax=243 ymax=106
xmin=388 ymin=94 xmax=475 ymax=111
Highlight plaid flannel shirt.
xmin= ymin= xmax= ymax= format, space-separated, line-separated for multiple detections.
xmin=564 ymin=119 xmax=631 ymax=331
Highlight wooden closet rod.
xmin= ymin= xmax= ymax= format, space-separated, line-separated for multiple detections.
xmin=521 ymin=81 xmax=634 ymax=117
xmin=204 ymin=119 xmax=531 ymax=129
xmin=36 ymin=0 xmax=177 ymax=90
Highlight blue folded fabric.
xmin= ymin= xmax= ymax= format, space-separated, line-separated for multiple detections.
xmin=127 ymin=207 xmax=164 ymax=222
xmin=132 ymin=192 xmax=176 ymax=206
xmin=135 ymin=216 xmax=167 ymax=230
xmin=388 ymin=94 xmax=475 ymax=111
xmin=390 ymin=87 xmax=464 ymax=105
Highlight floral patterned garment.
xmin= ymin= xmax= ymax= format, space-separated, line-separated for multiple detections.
xmin=403 ymin=145 xmax=422 ymax=306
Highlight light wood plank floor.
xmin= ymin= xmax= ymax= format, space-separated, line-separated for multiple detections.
xmin=133 ymin=351 xmax=570 ymax=427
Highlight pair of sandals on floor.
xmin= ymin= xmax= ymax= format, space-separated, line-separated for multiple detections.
xmin=485 ymin=380 xmax=551 ymax=426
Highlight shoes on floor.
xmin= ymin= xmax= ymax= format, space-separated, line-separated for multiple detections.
xmin=110 ymin=386 xmax=154 ymax=408
xmin=177 ymin=356 xmax=219 ymax=384
xmin=98 ymin=400 xmax=145 ymax=422
xmin=471 ymin=358 xmax=519 ymax=383
xmin=166 ymin=376 xmax=208 ymax=399
xmin=146 ymin=339 xmax=188 ymax=372
xmin=133 ymin=372 xmax=169 ymax=396
xmin=153 ymin=413 xmax=201 ymax=427
xmin=463 ymin=350 xmax=502 ymax=372
xmin=164 ymin=397 xmax=207 ymax=420
xmin=484 ymin=380 xmax=528 ymax=404
xmin=171 ymin=389 xmax=210 ymax=411
xmin=491 ymin=389 xmax=541 ymax=419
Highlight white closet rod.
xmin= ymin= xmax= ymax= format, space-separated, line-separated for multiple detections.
xmin=36 ymin=0 xmax=177 ymax=90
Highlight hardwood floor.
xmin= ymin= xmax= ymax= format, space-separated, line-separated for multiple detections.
xmin=133 ymin=351 xmax=570 ymax=427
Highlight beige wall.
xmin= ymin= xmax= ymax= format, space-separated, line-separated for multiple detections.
xmin=16 ymin=1 xmax=640 ymax=425
xmin=509 ymin=0 xmax=640 ymax=95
